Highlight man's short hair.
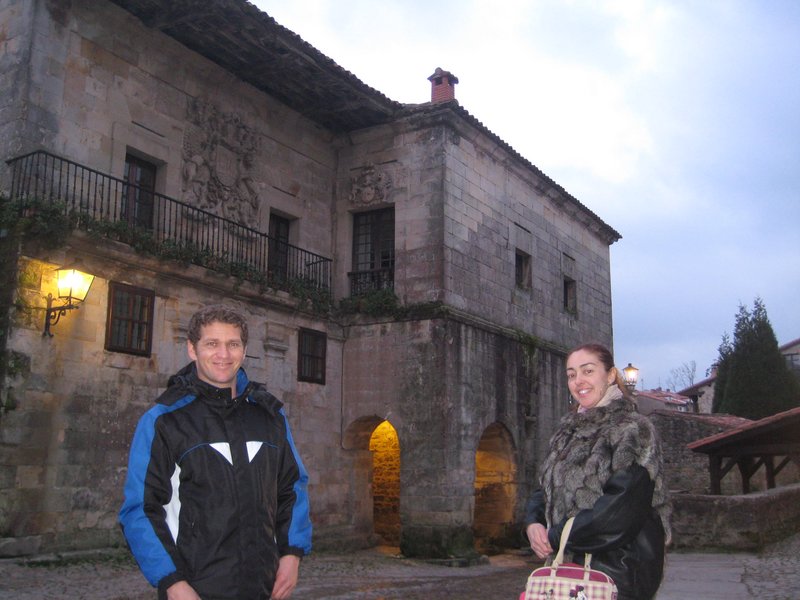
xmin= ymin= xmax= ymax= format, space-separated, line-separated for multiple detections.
xmin=187 ymin=305 xmax=249 ymax=346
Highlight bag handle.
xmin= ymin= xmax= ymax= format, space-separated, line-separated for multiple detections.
xmin=552 ymin=516 xmax=593 ymax=571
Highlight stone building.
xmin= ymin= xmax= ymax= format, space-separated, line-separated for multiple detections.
xmin=0 ymin=0 xmax=620 ymax=558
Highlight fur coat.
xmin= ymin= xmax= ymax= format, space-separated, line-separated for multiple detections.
xmin=539 ymin=386 xmax=672 ymax=543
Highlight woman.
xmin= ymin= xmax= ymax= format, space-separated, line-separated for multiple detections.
xmin=525 ymin=343 xmax=671 ymax=600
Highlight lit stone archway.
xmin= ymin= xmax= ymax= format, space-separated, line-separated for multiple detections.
xmin=342 ymin=417 xmax=401 ymax=547
xmin=369 ymin=420 xmax=401 ymax=545
xmin=473 ymin=422 xmax=517 ymax=554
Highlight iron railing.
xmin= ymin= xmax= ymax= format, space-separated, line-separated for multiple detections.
xmin=348 ymin=267 xmax=394 ymax=296
xmin=5 ymin=151 xmax=331 ymax=292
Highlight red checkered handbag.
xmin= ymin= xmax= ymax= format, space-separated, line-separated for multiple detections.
xmin=521 ymin=517 xmax=618 ymax=600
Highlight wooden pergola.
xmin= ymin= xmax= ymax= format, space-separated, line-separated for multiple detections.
xmin=687 ymin=406 xmax=800 ymax=495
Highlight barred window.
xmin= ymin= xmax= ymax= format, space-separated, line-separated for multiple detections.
xmin=105 ymin=282 xmax=154 ymax=356
xmin=563 ymin=277 xmax=577 ymax=315
xmin=350 ymin=208 xmax=395 ymax=296
xmin=515 ymin=249 xmax=531 ymax=289
xmin=123 ymin=154 xmax=156 ymax=229
xmin=298 ymin=328 xmax=326 ymax=384
xmin=268 ymin=213 xmax=291 ymax=283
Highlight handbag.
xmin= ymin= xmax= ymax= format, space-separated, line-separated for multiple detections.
xmin=520 ymin=517 xmax=618 ymax=600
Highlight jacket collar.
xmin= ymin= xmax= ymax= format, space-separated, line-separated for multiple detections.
xmin=157 ymin=363 xmax=281 ymax=416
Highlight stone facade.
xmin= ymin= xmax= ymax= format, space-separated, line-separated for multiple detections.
xmin=0 ymin=0 xmax=620 ymax=558
xmin=670 ymin=484 xmax=800 ymax=550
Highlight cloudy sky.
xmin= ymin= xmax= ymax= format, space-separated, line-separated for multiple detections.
xmin=253 ymin=0 xmax=800 ymax=390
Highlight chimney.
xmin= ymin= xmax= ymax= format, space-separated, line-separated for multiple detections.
xmin=428 ymin=67 xmax=459 ymax=103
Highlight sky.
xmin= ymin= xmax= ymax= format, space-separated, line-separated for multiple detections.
xmin=252 ymin=0 xmax=800 ymax=391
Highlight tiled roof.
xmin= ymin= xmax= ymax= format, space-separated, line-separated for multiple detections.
xmin=687 ymin=405 xmax=800 ymax=453
xmin=636 ymin=389 xmax=692 ymax=405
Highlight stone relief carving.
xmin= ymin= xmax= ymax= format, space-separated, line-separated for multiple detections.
xmin=182 ymin=98 xmax=260 ymax=224
xmin=349 ymin=163 xmax=393 ymax=206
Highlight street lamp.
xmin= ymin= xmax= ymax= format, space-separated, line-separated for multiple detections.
xmin=622 ymin=362 xmax=639 ymax=393
xmin=43 ymin=263 xmax=95 ymax=337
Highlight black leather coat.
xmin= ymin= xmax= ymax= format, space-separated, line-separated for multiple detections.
xmin=525 ymin=464 xmax=666 ymax=600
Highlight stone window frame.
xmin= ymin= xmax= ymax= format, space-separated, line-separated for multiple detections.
xmin=105 ymin=282 xmax=155 ymax=356
xmin=515 ymin=248 xmax=531 ymax=290
xmin=298 ymin=328 xmax=327 ymax=385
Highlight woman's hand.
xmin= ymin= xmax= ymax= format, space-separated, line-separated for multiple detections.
xmin=526 ymin=523 xmax=554 ymax=559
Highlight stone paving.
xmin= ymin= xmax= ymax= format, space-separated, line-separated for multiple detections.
xmin=1 ymin=532 xmax=799 ymax=599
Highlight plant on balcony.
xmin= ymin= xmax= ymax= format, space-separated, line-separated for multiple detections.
xmin=337 ymin=288 xmax=400 ymax=317
xmin=287 ymin=277 xmax=333 ymax=314
xmin=0 ymin=197 xmax=77 ymax=249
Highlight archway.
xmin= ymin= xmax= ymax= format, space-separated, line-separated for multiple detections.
xmin=369 ymin=420 xmax=401 ymax=545
xmin=473 ymin=422 xmax=517 ymax=554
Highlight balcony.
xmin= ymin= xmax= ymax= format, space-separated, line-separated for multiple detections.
xmin=4 ymin=151 xmax=331 ymax=295
xmin=348 ymin=267 xmax=394 ymax=296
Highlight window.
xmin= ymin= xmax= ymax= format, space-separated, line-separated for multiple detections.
xmin=561 ymin=252 xmax=577 ymax=315
xmin=563 ymin=277 xmax=577 ymax=315
xmin=268 ymin=214 xmax=291 ymax=284
xmin=123 ymin=154 xmax=156 ymax=229
xmin=786 ymin=353 xmax=800 ymax=375
xmin=350 ymin=207 xmax=395 ymax=295
xmin=105 ymin=282 xmax=155 ymax=356
xmin=298 ymin=328 xmax=326 ymax=384
xmin=515 ymin=249 xmax=531 ymax=289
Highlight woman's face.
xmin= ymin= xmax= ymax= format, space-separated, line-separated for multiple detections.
xmin=566 ymin=349 xmax=617 ymax=410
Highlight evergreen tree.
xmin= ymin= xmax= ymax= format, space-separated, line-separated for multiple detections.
xmin=711 ymin=333 xmax=732 ymax=413
xmin=714 ymin=298 xmax=800 ymax=419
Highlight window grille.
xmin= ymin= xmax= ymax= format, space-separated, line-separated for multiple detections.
xmin=298 ymin=328 xmax=326 ymax=384
xmin=105 ymin=282 xmax=155 ymax=356
xmin=349 ymin=207 xmax=395 ymax=296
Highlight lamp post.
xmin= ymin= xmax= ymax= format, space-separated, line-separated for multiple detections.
xmin=43 ymin=263 xmax=95 ymax=337
xmin=622 ymin=362 xmax=639 ymax=393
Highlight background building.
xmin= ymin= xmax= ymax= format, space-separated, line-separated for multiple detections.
xmin=0 ymin=0 xmax=619 ymax=558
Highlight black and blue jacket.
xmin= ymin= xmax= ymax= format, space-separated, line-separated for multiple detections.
xmin=119 ymin=364 xmax=312 ymax=599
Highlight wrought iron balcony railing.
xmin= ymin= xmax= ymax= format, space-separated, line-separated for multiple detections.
xmin=348 ymin=267 xmax=394 ymax=296
xmin=5 ymin=151 xmax=331 ymax=293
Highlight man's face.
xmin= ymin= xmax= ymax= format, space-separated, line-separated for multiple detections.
xmin=187 ymin=321 xmax=246 ymax=392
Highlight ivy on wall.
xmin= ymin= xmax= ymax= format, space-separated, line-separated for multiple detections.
xmin=0 ymin=197 xmax=76 ymax=249
xmin=0 ymin=197 xmax=336 ymax=312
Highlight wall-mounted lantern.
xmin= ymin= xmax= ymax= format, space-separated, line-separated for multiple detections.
xmin=43 ymin=263 xmax=95 ymax=337
xmin=622 ymin=362 xmax=639 ymax=393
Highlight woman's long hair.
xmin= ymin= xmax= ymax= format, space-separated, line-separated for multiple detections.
xmin=566 ymin=342 xmax=633 ymax=400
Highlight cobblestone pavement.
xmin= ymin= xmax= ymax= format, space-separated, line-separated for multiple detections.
xmin=1 ymin=532 xmax=798 ymax=599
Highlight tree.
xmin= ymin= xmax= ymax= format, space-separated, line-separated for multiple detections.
xmin=711 ymin=333 xmax=732 ymax=413
xmin=666 ymin=360 xmax=696 ymax=391
xmin=713 ymin=298 xmax=800 ymax=419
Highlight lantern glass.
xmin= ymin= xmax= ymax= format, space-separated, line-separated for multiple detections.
xmin=622 ymin=363 xmax=639 ymax=388
xmin=56 ymin=267 xmax=95 ymax=303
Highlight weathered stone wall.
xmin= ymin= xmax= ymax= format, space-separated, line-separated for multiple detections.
xmin=333 ymin=110 xmax=615 ymax=353
xmin=0 ymin=0 xmax=618 ymax=560
xmin=341 ymin=314 xmax=568 ymax=558
xmin=671 ymin=484 xmax=800 ymax=550
xmin=0 ymin=0 xmax=353 ymax=556
xmin=441 ymin=121 xmax=613 ymax=348
xmin=1 ymin=0 xmax=337 ymax=260
xmin=651 ymin=411 xmax=800 ymax=495
xmin=0 ymin=242 xmax=341 ymax=556
xmin=0 ymin=0 xmax=34 ymax=179
xmin=651 ymin=411 xmax=742 ymax=494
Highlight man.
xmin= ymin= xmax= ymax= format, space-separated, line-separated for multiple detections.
xmin=119 ymin=305 xmax=312 ymax=599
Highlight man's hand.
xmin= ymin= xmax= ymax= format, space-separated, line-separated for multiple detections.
xmin=166 ymin=580 xmax=202 ymax=600
xmin=271 ymin=554 xmax=301 ymax=599
xmin=526 ymin=522 xmax=554 ymax=559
